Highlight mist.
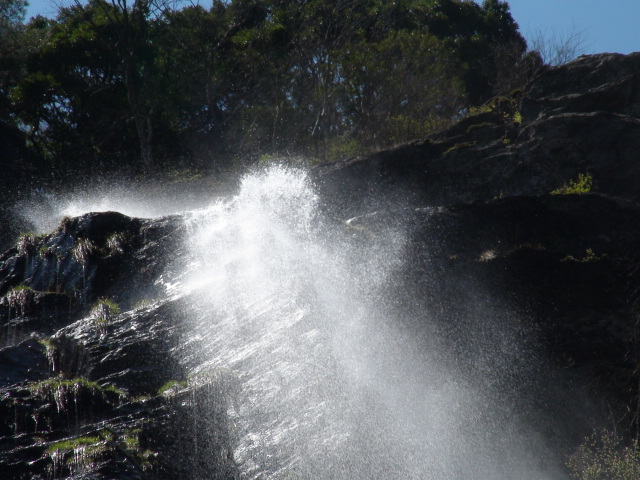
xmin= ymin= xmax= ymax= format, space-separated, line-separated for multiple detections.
xmin=166 ymin=166 xmax=568 ymax=478
xmin=9 ymin=164 xmax=576 ymax=478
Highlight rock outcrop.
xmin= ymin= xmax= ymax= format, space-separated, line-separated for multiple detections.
xmin=314 ymin=52 xmax=640 ymax=217
xmin=0 ymin=212 xmax=238 ymax=479
xmin=2 ymin=52 xmax=640 ymax=478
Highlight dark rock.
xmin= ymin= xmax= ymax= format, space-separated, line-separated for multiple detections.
xmin=0 ymin=339 xmax=49 ymax=387
xmin=313 ymin=52 xmax=640 ymax=218
xmin=0 ymin=208 xmax=240 ymax=479
xmin=521 ymin=52 xmax=640 ymax=120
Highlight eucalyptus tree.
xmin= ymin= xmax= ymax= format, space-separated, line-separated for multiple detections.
xmin=11 ymin=2 xmax=139 ymax=172
xmin=5 ymin=0 xmax=533 ymax=176
xmin=71 ymin=0 xmax=166 ymax=173
xmin=340 ymin=30 xmax=465 ymax=147
xmin=0 ymin=0 xmax=28 ymax=120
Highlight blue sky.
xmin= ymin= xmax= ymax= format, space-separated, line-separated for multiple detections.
xmin=25 ymin=0 xmax=640 ymax=56
xmin=505 ymin=0 xmax=639 ymax=55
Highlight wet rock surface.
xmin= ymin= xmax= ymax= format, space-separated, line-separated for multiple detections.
xmin=2 ymin=52 xmax=640 ymax=478
xmin=0 ymin=212 xmax=238 ymax=479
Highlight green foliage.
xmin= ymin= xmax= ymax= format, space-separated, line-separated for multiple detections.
xmin=29 ymin=376 xmax=101 ymax=413
xmin=444 ymin=142 xmax=476 ymax=155
xmin=46 ymin=435 xmax=108 ymax=457
xmin=71 ymin=238 xmax=97 ymax=264
xmin=116 ymin=428 xmax=157 ymax=470
xmin=29 ymin=376 xmax=125 ymax=409
xmin=468 ymin=94 xmax=522 ymax=125
xmin=1 ymin=0 xmax=530 ymax=174
xmin=91 ymin=298 xmax=121 ymax=326
xmin=37 ymin=336 xmax=56 ymax=353
xmin=46 ymin=427 xmax=155 ymax=474
xmin=551 ymin=173 xmax=593 ymax=195
xmin=2 ymin=284 xmax=35 ymax=313
xmin=157 ymin=379 xmax=188 ymax=396
xmin=568 ymin=431 xmax=640 ymax=480
xmin=46 ymin=435 xmax=105 ymax=456
xmin=30 ymin=376 xmax=101 ymax=394
xmin=562 ymin=248 xmax=606 ymax=263
xmin=16 ymin=232 xmax=46 ymax=255
xmin=46 ymin=434 xmax=108 ymax=477
xmin=512 ymin=111 xmax=523 ymax=125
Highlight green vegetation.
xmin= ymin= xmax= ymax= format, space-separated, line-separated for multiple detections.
xmin=8 ymin=284 xmax=33 ymax=294
xmin=512 ymin=111 xmax=523 ymax=125
xmin=444 ymin=142 xmax=476 ymax=155
xmin=29 ymin=376 xmax=102 ymax=412
xmin=16 ymin=233 xmax=46 ymax=255
xmin=551 ymin=173 xmax=593 ymax=195
xmin=30 ymin=376 xmax=101 ymax=395
xmin=29 ymin=376 xmax=125 ymax=412
xmin=46 ymin=435 xmax=105 ymax=456
xmin=568 ymin=431 xmax=640 ymax=480
xmin=37 ymin=336 xmax=56 ymax=352
xmin=71 ymin=238 xmax=97 ymax=264
xmin=37 ymin=336 xmax=57 ymax=368
xmin=121 ymin=429 xmax=141 ymax=450
xmin=562 ymin=248 xmax=606 ymax=263
xmin=3 ymin=284 xmax=34 ymax=313
xmin=90 ymin=298 xmax=121 ymax=329
xmin=105 ymin=232 xmax=129 ymax=255
xmin=46 ymin=428 xmax=156 ymax=474
xmin=116 ymin=428 xmax=157 ymax=471
xmin=157 ymin=379 xmax=188 ymax=396
xmin=1 ymin=0 xmax=541 ymax=177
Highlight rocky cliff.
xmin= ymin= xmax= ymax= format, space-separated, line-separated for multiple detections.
xmin=2 ymin=52 xmax=640 ymax=478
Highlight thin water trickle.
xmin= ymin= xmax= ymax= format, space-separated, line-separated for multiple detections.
xmin=174 ymin=165 xmax=566 ymax=480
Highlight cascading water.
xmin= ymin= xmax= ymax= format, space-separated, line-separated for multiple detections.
xmin=14 ymin=164 xmax=572 ymax=478
xmin=167 ymin=165 xmax=567 ymax=480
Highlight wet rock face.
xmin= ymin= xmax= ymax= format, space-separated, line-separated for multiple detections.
xmin=0 ymin=211 xmax=238 ymax=479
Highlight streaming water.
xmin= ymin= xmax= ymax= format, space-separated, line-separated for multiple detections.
xmin=174 ymin=166 xmax=566 ymax=479
xmin=20 ymin=165 xmax=568 ymax=478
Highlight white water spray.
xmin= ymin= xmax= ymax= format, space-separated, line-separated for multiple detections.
xmin=175 ymin=165 xmax=566 ymax=479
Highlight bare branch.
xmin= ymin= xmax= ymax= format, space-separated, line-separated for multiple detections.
xmin=528 ymin=25 xmax=591 ymax=66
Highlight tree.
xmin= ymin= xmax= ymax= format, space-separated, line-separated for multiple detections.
xmin=0 ymin=0 xmax=28 ymax=118
xmin=341 ymin=30 xmax=465 ymax=147
xmin=0 ymin=2 xmax=52 ymax=188
xmin=425 ymin=0 xmax=528 ymax=102
xmin=75 ymin=0 xmax=162 ymax=173
xmin=12 ymin=4 xmax=145 ymax=173
xmin=0 ymin=0 xmax=27 ymax=32
xmin=5 ymin=0 xmax=534 ymax=177
xmin=529 ymin=26 xmax=588 ymax=66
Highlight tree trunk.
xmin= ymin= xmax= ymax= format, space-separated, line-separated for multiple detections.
xmin=133 ymin=109 xmax=154 ymax=174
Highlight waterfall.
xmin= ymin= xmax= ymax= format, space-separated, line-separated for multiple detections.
xmin=168 ymin=165 xmax=565 ymax=480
